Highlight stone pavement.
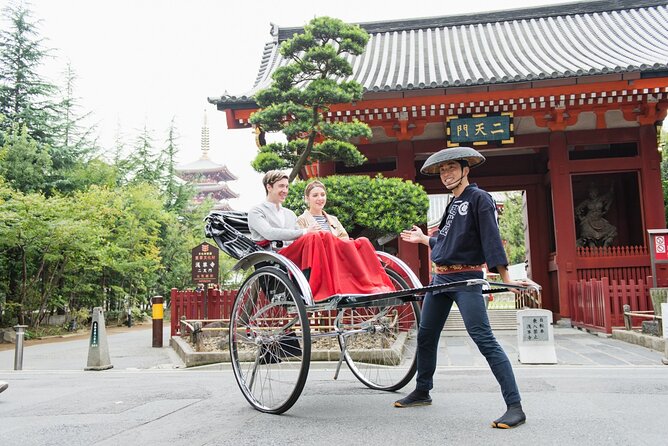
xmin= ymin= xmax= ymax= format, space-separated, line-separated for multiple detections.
xmin=444 ymin=326 xmax=664 ymax=367
xmin=1 ymin=323 xmax=667 ymax=446
xmin=0 ymin=324 xmax=664 ymax=372
xmin=0 ymin=323 xmax=182 ymax=371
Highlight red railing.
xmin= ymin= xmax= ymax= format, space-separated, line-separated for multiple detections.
xmin=576 ymin=245 xmax=648 ymax=257
xmin=170 ymin=288 xmax=236 ymax=336
xmin=567 ymin=277 xmax=651 ymax=334
xmin=169 ymin=288 xmax=418 ymax=336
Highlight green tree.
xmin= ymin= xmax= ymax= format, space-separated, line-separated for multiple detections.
xmin=0 ymin=2 xmax=57 ymax=145
xmin=0 ymin=187 xmax=104 ymax=325
xmin=127 ymin=125 xmax=164 ymax=184
xmin=0 ymin=124 xmax=52 ymax=193
xmin=250 ymin=17 xmax=371 ymax=181
xmin=498 ymin=192 xmax=526 ymax=265
xmin=52 ymin=63 xmax=98 ymax=160
xmin=284 ymin=175 xmax=429 ymax=241
xmin=161 ymin=118 xmax=192 ymax=212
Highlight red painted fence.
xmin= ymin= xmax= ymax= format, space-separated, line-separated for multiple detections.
xmin=169 ymin=288 xmax=418 ymax=336
xmin=567 ymin=277 xmax=651 ymax=334
xmin=170 ymin=288 xmax=236 ymax=336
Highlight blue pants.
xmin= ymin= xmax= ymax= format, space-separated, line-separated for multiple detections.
xmin=415 ymin=271 xmax=521 ymax=406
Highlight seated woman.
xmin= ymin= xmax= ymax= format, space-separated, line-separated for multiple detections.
xmin=296 ymin=180 xmax=349 ymax=239
xmin=281 ymin=180 xmax=395 ymax=301
xmin=248 ymin=170 xmax=320 ymax=248
xmin=248 ymin=173 xmax=395 ymax=301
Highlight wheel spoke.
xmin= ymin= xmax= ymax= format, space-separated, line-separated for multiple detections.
xmin=230 ymin=267 xmax=310 ymax=414
xmin=336 ymin=268 xmax=420 ymax=390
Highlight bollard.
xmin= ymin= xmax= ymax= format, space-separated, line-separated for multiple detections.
xmin=623 ymin=304 xmax=632 ymax=330
xmin=13 ymin=325 xmax=28 ymax=370
xmin=85 ymin=307 xmax=113 ymax=371
xmin=152 ymin=296 xmax=164 ymax=348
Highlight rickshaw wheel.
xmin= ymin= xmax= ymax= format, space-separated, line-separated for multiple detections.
xmin=229 ymin=266 xmax=311 ymax=414
xmin=335 ymin=269 xmax=420 ymax=391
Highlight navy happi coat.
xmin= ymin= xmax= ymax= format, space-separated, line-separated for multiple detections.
xmin=429 ymin=184 xmax=508 ymax=273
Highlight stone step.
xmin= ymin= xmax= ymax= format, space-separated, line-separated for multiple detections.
xmin=443 ymin=308 xmax=518 ymax=331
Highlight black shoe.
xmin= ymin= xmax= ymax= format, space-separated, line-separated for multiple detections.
xmin=492 ymin=402 xmax=526 ymax=429
xmin=393 ymin=389 xmax=432 ymax=408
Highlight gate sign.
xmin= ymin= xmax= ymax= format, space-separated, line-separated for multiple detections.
xmin=192 ymin=242 xmax=219 ymax=284
xmin=648 ymin=229 xmax=668 ymax=288
xmin=446 ymin=112 xmax=514 ymax=147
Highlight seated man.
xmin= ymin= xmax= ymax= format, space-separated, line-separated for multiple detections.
xmin=248 ymin=170 xmax=320 ymax=248
xmin=247 ymin=172 xmax=395 ymax=301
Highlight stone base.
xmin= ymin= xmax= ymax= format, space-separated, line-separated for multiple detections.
xmin=170 ymin=332 xmax=408 ymax=368
xmin=611 ymin=329 xmax=665 ymax=353
xmin=170 ymin=336 xmax=228 ymax=367
xmin=84 ymin=364 xmax=114 ymax=371
xmin=1 ymin=328 xmax=16 ymax=343
xmin=641 ymin=320 xmax=662 ymax=337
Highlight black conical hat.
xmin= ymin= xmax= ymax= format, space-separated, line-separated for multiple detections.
xmin=420 ymin=146 xmax=485 ymax=175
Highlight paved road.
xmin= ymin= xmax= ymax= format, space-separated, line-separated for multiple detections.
xmin=1 ymin=366 xmax=667 ymax=446
xmin=1 ymin=325 xmax=667 ymax=445
xmin=0 ymin=324 xmax=179 ymax=371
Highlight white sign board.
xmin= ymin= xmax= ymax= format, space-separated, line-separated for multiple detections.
xmin=662 ymin=303 xmax=668 ymax=340
xmin=517 ymin=309 xmax=557 ymax=364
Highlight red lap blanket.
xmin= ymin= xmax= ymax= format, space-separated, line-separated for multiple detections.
xmin=278 ymin=231 xmax=396 ymax=302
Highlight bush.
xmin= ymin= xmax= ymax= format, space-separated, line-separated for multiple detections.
xmin=285 ymin=175 xmax=429 ymax=240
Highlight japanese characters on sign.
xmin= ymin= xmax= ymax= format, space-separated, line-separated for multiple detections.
xmin=90 ymin=321 xmax=99 ymax=347
xmin=522 ymin=316 xmax=549 ymax=342
xmin=192 ymin=242 xmax=220 ymax=284
xmin=446 ymin=112 xmax=514 ymax=148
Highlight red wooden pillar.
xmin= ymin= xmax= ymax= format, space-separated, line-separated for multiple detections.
xmin=396 ymin=140 xmax=416 ymax=179
xmin=638 ymin=123 xmax=668 ymax=285
xmin=318 ymin=160 xmax=336 ymax=177
xmin=524 ymin=184 xmax=553 ymax=310
xmin=395 ymin=140 xmax=422 ymax=279
xmin=548 ymin=131 xmax=578 ymax=317
xmin=638 ymin=124 xmax=665 ymax=230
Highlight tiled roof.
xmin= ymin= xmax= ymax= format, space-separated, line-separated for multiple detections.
xmin=175 ymin=157 xmax=238 ymax=181
xmin=210 ymin=0 xmax=668 ymax=106
xmin=195 ymin=182 xmax=239 ymax=198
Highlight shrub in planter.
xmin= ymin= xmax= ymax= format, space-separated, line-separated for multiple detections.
xmin=285 ymin=175 xmax=429 ymax=241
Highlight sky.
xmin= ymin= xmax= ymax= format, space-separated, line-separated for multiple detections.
xmin=1 ymin=0 xmax=573 ymax=210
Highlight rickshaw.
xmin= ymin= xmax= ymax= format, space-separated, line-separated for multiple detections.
xmin=205 ymin=211 xmax=519 ymax=414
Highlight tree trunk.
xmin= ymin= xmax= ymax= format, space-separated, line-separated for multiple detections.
xmin=288 ymin=107 xmax=319 ymax=182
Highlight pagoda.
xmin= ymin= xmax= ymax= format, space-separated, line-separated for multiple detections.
xmin=175 ymin=113 xmax=238 ymax=210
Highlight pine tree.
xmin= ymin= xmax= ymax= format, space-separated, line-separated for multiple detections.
xmin=161 ymin=118 xmax=191 ymax=211
xmin=128 ymin=124 xmax=163 ymax=184
xmin=250 ymin=17 xmax=371 ymax=181
xmin=52 ymin=63 xmax=98 ymax=166
xmin=0 ymin=123 xmax=52 ymax=193
xmin=0 ymin=2 xmax=57 ymax=145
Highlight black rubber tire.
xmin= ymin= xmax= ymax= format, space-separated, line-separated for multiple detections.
xmin=336 ymin=268 xmax=420 ymax=391
xmin=229 ymin=266 xmax=311 ymax=414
